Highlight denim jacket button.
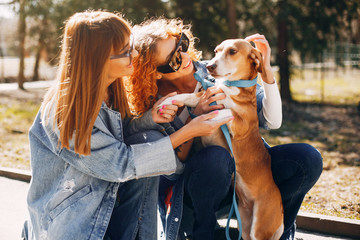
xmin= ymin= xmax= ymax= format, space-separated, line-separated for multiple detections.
xmin=174 ymin=217 xmax=179 ymax=222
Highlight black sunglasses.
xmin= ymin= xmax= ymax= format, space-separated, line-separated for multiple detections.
xmin=110 ymin=35 xmax=134 ymax=65
xmin=157 ymin=33 xmax=190 ymax=74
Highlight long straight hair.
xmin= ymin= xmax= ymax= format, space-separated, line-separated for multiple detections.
xmin=42 ymin=11 xmax=132 ymax=155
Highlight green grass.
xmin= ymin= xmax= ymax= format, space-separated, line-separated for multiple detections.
xmin=1 ymin=102 xmax=39 ymax=121
xmin=0 ymin=99 xmax=40 ymax=170
xmin=290 ymin=68 xmax=360 ymax=104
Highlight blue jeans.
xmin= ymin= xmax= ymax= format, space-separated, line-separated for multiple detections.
xmin=105 ymin=130 xmax=164 ymax=240
xmin=182 ymin=143 xmax=323 ymax=240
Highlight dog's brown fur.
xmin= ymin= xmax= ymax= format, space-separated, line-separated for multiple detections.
xmin=207 ymin=39 xmax=284 ymax=240
xmin=158 ymin=39 xmax=284 ymax=240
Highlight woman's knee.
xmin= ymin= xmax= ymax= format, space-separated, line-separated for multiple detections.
xmin=185 ymin=146 xmax=234 ymax=202
xmin=281 ymin=143 xmax=323 ymax=186
xmin=270 ymin=143 xmax=323 ymax=189
xmin=118 ymin=177 xmax=159 ymax=203
xmin=187 ymin=145 xmax=234 ymax=177
xmin=300 ymin=143 xmax=323 ymax=184
xmin=125 ymin=130 xmax=165 ymax=145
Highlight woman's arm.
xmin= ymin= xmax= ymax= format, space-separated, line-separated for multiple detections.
xmin=125 ymin=92 xmax=180 ymax=137
xmin=155 ymin=92 xmax=230 ymax=161
xmin=246 ymin=34 xmax=282 ymax=129
xmin=172 ymin=116 xmax=194 ymax=161
xmin=124 ymin=110 xmax=159 ymax=137
xmin=169 ymin=110 xmax=232 ymax=149
xmin=74 ymin=107 xmax=229 ymax=181
xmin=261 ymin=80 xmax=282 ymax=129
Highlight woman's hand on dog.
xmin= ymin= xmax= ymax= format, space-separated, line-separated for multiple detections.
xmin=152 ymin=92 xmax=184 ymax=123
xmin=192 ymin=86 xmax=225 ymax=116
xmin=168 ymin=110 xmax=233 ymax=150
xmin=187 ymin=110 xmax=234 ymax=137
xmin=245 ymin=33 xmax=275 ymax=84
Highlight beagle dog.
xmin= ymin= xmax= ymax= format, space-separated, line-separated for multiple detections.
xmin=159 ymin=39 xmax=284 ymax=240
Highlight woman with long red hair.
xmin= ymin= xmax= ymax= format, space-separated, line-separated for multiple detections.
xmin=22 ymin=11 xmax=231 ymax=240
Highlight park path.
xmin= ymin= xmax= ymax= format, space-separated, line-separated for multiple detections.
xmin=0 ymin=175 xmax=357 ymax=240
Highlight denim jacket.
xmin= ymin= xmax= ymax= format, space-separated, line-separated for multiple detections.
xmin=158 ymin=61 xmax=271 ymax=240
xmin=24 ymin=102 xmax=181 ymax=240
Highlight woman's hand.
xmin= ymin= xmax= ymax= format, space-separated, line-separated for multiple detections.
xmin=152 ymin=92 xmax=184 ymax=123
xmin=192 ymin=86 xmax=226 ymax=116
xmin=245 ymin=33 xmax=274 ymax=84
xmin=169 ymin=110 xmax=233 ymax=149
xmin=186 ymin=110 xmax=233 ymax=137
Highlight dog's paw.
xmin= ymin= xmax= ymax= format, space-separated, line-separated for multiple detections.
xmin=210 ymin=109 xmax=233 ymax=121
xmin=157 ymin=93 xmax=199 ymax=109
xmin=157 ymin=96 xmax=175 ymax=109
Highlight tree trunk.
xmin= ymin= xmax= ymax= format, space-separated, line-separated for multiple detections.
xmin=32 ymin=17 xmax=47 ymax=81
xmin=277 ymin=18 xmax=292 ymax=102
xmin=354 ymin=17 xmax=360 ymax=44
xmin=226 ymin=0 xmax=238 ymax=38
xmin=18 ymin=0 xmax=26 ymax=90
xmin=32 ymin=41 xmax=42 ymax=81
xmin=0 ymin=34 xmax=4 ymax=83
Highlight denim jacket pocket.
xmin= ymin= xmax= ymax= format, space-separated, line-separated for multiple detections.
xmin=49 ymin=184 xmax=92 ymax=220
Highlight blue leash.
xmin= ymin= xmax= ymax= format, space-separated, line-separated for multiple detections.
xmin=192 ymin=73 xmax=258 ymax=240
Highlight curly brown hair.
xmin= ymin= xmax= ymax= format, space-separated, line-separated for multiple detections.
xmin=126 ymin=17 xmax=202 ymax=115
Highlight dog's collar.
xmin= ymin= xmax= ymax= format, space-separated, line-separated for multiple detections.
xmin=194 ymin=72 xmax=214 ymax=90
xmin=194 ymin=73 xmax=258 ymax=90
xmin=223 ymin=76 xmax=258 ymax=88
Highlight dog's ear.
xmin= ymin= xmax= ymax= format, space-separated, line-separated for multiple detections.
xmin=249 ymin=49 xmax=263 ymax=73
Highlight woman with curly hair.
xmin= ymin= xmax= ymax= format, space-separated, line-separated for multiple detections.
xmin=128 ymin=18 xmax=201 ymax=116
xmin=129 ymin=17 xmax=322 ymax=240
xmin=22 ymin=11 xmax=232 ymax=240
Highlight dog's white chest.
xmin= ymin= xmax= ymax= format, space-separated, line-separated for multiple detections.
xmin=215 ymin=82 xmax=239 ymax=110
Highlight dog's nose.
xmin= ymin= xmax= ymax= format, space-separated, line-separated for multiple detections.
xmin=206 ymin=63 xmax=217 ymax=72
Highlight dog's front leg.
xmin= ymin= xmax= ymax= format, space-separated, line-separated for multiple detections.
xmin=157 ymin=93 xmax=201 ymax=109
xmin=206 ymin=109 xmax=233 ymax=121
xmin=235 ymin=172 xmax=253 ymax=240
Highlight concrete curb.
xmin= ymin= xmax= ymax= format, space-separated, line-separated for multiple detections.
xmin=296 ymin=211 xmax=360 ymax=239
xmin=0 ymin=167 xmax=359 ymax=239
xmin=0 ymin=167 xmax=31 ymax=183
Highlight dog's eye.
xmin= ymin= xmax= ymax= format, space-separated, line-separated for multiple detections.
xmin=229 ymin=49 xmax=237 ymax=55
xmin=214 ymin=49 xmax=218 ymax=54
